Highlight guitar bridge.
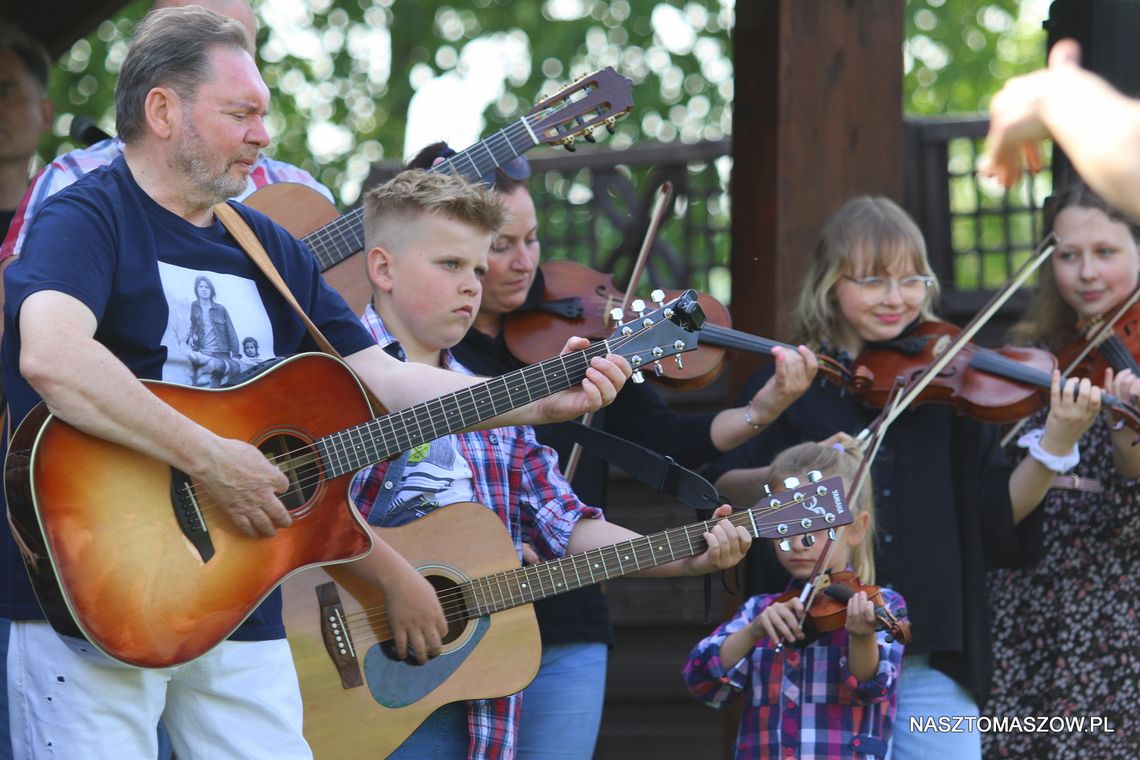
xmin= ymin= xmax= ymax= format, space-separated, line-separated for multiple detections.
xmin=170 ymin=469 xmax=215 ymax=562
xmin=316 ymin=582 xmax=363 ymax=689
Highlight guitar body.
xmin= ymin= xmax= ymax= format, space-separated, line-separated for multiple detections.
xmin=283 ymin=503 xmax=540 ymax=758
xmin=242 ymin=183 xmax=372 ymax=316
xmin=4 ymin=353 xmax=376 ymax=668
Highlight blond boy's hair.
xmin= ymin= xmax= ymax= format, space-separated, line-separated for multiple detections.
xmin=766 ymin=441 xmax=876 ymax=583
xmin=362 ymin=170 xmax=507 ymax=254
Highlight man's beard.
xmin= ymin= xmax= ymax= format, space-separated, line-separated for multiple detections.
xmin=174 ymin=121 xmax=254 ymax=208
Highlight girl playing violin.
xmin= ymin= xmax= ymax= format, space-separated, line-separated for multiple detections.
xmin=987 ymin=182 xmax=1140 ymax=759
xmin=706 ymin=195 xmax=1102 ymax=760
xmin=684 ymin=441 xmax=906 ymax=760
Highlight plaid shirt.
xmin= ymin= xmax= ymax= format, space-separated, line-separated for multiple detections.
xmin=684 ymin=586 xmax=906 ymax=760
xmin=350 ymin=305 xmax=603 ymax=760
xmin=1 ymin=137 xmax=332 ymax=259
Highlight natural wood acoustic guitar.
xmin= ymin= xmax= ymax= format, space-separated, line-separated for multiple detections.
xmin=284 ymin=477 xmax=851 ymax=758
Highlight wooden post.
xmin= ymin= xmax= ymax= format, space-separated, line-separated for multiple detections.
xmin=730 ymin=0 xmax=905 ymax=390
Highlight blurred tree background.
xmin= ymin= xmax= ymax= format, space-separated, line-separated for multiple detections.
xmin=38 ymin=0 xmax=1052 ymax=208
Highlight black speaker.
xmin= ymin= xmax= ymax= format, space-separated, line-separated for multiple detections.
xmin=1045 ymin=0 xmax=1140 ymax=187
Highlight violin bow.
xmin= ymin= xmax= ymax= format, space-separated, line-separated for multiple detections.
xmin=1000 ymin=281 xmax=1140 ymax=447
xmin=855 ymin=233 xmax=1058 ymax=445
xmin=562 ymin=180 xmax=675 ymax=484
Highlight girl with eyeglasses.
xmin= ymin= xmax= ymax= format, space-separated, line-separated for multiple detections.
xmin=706 ymin=195 xmax=1101 ymax=760
xmin=985 ymin=183 xmax=1140 ymax=760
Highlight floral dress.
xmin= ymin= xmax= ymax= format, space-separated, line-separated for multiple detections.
xmin=985 ymin=411 xmax=1140 ymax=758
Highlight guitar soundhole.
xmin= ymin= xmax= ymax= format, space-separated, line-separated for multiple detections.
xmin=427 ymin=574 xmax=470 ymax=644
xmin=257 ymin=433 xmax=320 ymax=513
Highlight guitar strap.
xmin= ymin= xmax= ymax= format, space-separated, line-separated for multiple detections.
xmin=213 ymin=202 xmax=386 ymax=414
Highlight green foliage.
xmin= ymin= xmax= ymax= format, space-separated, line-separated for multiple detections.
xmin=36 ymin=0 xmax=735 ymax=206
xmin=904 ymin=0 xmax=1045 ymax=115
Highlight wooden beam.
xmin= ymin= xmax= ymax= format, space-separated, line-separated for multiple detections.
xmin=730 ymin=0 xmax=904 ymax=390
xmin=2 ymin=0 xmax=132 ymax=58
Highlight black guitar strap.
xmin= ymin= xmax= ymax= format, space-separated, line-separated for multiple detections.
xmin=557 ymin=420 xmax=727 ymax=622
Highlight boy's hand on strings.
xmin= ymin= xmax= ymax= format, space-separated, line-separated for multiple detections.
xmin=752 ymin=597 xmax=805 ymax=645
xmin=1043 ymin=370 xmax=1101 ymax=453
xmin=746 ymin=345 xmax=819 ymax=426
xmin=844 ymin=590 xmax=877 ymax=637
xmin=689 ymin=504 xmax=752 ymax=574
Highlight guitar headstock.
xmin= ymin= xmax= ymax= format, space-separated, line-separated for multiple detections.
xmin=527 ymin=67 xmax=634 ymax=151
xmin=746 ymin=473 xmax=852 ymax=546
xmin=605 ymin=289 xmax=705 ymax=383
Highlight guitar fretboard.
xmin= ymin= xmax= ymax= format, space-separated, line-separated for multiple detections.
xmin=301 ymin=115 xmax=541 ymax=272
xmin=314 ymin=341 xmax=611 ymax=477
xmin=461 ymin=509 xmax=769 ymax=617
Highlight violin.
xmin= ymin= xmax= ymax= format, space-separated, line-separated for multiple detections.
xmin=847 ymin=321 xmax=1140 ymax=430
xmin=1056 ymin=300 xmax=1140 ymax=386
xmin=503 ymin=261 xmax=732 ymax=388
xmin=503 ymin=261 xmax=850 ymax=389
xmin=774 ymin=570 xmax=912 ymax=646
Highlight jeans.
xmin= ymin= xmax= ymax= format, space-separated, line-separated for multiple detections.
xmin=888 ymin=654 xmax=981 ymax=760
xmin=387 ymin=701 xmax=468 ymax=759
xmin=516 ymin=642 xmax=608 ymax=760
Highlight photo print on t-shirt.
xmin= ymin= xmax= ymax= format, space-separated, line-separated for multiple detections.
xmin=158 ymin=262 xmax=277 ymax=388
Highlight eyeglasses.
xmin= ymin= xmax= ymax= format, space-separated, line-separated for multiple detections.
xmin=479 ymin=155 xmax=531 ymax=188
xmin=842 ymin=274 xmax=935 ymax=305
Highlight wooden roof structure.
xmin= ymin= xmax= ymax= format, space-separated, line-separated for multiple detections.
xmin=2 ymin=0 xmax=129 ymax=57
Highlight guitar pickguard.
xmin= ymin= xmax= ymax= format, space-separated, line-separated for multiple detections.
xmin=363 ymin=616 xmax=490 ymax=708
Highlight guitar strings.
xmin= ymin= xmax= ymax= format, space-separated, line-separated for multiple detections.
xmin=336 ymin=506 xmax=839 ymax=647
xmin=303 ymin=114 xmax=546 ymax=267
xmin=177 ymin=322 xmax=663 ymax=516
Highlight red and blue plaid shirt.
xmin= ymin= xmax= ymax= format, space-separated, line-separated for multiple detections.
xmin=1 ymin=137 xmax=332 ymax=260
xmin=684 ymin=586 xmax=906 ymax=759
xmin=350 ymin=306 xmax=603 ymax=759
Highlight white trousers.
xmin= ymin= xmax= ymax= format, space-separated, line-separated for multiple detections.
xmin=6 ymin=621 xmax=311 ymax=760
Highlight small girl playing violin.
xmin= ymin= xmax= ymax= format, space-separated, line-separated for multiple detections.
xmin=684 ymin=441 xmax=905 ymax=760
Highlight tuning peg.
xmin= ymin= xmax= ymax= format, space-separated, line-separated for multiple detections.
xmin=801 ymin=534 xmax=816 ymax=547
xmin=652 ymin=361 xmax=664 ymax=377
xmin=674 ymin=355 xmax=684 ymax=370
xmin=763 ymin=483 xmax=772 ymax=496
xmin=651 ymin=289 xmax=665 ymax=306
xmin=609 ymin=307 xmax=624 ymax=325
xmin=631 ymin=370 xmax=645 ymax=384
xmin=631 ymin=298 xmax=646 ymax=317
xmin=605 ymin=117 xmax=616 ymax=134
xmin=561 ymin=135 xmax=576 ymax=152
xmin=783 ymin=476 xmax=801 ymax=489
xmin=583 ymin=128 xmax=596 ymax=143
xmin=777 ymin=539 xmax=791 ymax=553
xmin=827 ymin=528 xmax=837 ymax=541
xmin=807 ymin=470 xmax=823 ymax=483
